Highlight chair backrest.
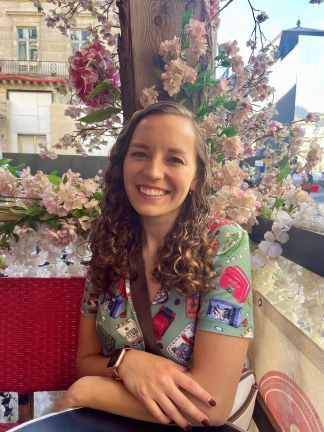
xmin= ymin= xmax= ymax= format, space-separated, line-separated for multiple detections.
xmin=0 ymin=277 xmax=85 ymax=393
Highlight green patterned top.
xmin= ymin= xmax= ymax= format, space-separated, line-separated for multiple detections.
xmin=81 ymin=218 xmax=254 ymax=367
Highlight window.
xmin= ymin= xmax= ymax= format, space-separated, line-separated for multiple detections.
xmin=18 ymin=134 xmax=46 ymax=154
xmin=71 ymin=30 xmax=89 ymax=54
xmin=17 ymin=28 xmax=37 ymax=61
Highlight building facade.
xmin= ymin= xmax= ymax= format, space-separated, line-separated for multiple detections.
xmin=0 ymin=1 xmax=98 ymax=158
xmin=270 ymin=23 xmax=324 ymax=172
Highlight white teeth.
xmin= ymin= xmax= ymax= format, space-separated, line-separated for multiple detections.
xmin=139 ymin=186 xmax=167 ymax=196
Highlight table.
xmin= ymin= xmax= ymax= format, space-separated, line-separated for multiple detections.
xmin=7 ymin=408 xmax=246 ymax=431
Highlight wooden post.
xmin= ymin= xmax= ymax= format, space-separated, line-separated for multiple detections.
xmin=117 ymin=0 xmax=210 ymax=120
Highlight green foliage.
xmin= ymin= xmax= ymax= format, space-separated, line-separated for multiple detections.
xmin=181 ymin=9 xmax=193 ymax=28
xmin=79 ymin=106 xmax=121 ymax=124
xmin=221 ymin=126 xmax=238 ymax=137
xmin=276 ymin=156 xmax=290 ymax=181
xmin=86 ymin=79 xmax=118 ymax=100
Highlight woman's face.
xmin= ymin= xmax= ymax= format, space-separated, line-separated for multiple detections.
xmin=123 ymin=114 xmax=198 ymax=224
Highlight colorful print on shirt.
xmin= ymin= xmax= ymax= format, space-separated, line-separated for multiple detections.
xmin=81 ymin=219 xmax=254 ymax=367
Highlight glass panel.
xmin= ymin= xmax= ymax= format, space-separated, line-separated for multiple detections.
xmin=82 ymin=31 xmax=89 ymax=41
xmin=17 ymin=28 xmax=24 ymax=39
xmin=18 ymin=41 xmax=27 ymax=60
xmin=30 ymin=44 xmax=38 ymax=60
xmin=71 ymin=30 xmax=79 ymax=41
xmin=29 ymin=28 xmax=37 ymax=39
xmin=71 ymin=42 xmax=79 ymax=54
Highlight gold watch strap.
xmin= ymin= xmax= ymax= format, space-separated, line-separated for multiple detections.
xmin=111 ymin=347 xmax=131 ymax=381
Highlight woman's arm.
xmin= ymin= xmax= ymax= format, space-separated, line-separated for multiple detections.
xmin=185 ymin=329 xmax=249 ymax=424
xmin=70 ymin=315 xmax=216 ymax=429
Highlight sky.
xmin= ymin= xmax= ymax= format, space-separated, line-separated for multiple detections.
xmin=217 ymin=0 xmax=324 ymax=60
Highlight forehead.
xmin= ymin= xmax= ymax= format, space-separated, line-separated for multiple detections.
xmin=130 ymin=114 xmax=197 ymax=152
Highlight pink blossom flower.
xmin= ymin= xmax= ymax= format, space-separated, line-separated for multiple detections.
xmin=305 ymin=112 xmax=320 ymax=122
xmin=158 ymin=36 xmax=181 ymax=62
xmin=218 ymin=135 xmax=244 ymax=159
xmin=184 ymin=19 xmax=208 ymax=59
xmin=256 ymin=11 xmax=269 ymax=23
xmin=45 ymin=223 xmax=78 ymax=248
xmin=139 ymin=86 xmax=159 ymax=107
xmin=68 ymin=42 xmax=120 ymax=109
xmin=0 ymin=168 xmax=20 ymax=197
xmin=161 ymin=58 xmax=197 ymax=96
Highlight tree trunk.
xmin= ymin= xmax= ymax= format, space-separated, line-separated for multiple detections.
xmin=117 ymin=0 xmax=210 ymax=120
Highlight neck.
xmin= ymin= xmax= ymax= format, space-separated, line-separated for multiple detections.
xmin=141 ymin=215 xmax=177 ymax=255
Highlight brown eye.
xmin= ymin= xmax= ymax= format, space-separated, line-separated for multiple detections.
xmin=169 ymin=157 xmax=184 ymax=165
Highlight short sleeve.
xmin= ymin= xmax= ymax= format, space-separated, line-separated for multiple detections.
xmin=197 ymin=219 xmax=254 ymax=338
xmin=81 ymin=280 xmax=100 ymax=318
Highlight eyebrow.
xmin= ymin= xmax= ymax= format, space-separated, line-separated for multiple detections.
xmin=130 ymin=143 xmax=187 ymax=156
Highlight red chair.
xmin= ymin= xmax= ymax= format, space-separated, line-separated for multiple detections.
xmin=0 ymin=277 xmax=85 ymax=431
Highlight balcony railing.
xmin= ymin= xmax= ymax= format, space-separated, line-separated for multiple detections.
xmin=0 ymin=60 xmax=69 ymax=78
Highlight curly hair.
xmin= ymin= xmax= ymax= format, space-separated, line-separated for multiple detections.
xmin=85 ymin=101 xmax=216 ymax=296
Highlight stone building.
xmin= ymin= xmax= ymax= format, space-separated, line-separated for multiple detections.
xmin=0 ymin=0 xmax=101 ymax=161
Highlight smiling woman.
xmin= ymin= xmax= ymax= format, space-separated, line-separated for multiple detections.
xmin=54 ymin=101 xmax=254 ymax=431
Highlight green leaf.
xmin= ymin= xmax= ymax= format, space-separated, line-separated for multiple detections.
xmin=216 ymin=154 xmax=225 ymax=163
xmin=72 ymin=209 xmax=86 ymax=218
xmin=220 ymin=60 xmax=230 ymax=68
xmin=276 ymin=156 xmax=290 ymax=181
xmin=181 ymin=9 xmax=193 ymax=28
xmin=79 ymin=107 xmax=121 ymax=124
xmin=47 ymin=174 xmax=62 ymax=185
xmin=215 ymin=51 xmax=227 ymax=61
xmin=260 ymin=208 xmax=272 ymax=219
xmin=181 ymin=82 xmax=195 ymax=99
xmin=63 ymin=174 xmax=68 ymax=184
xmin=8 ymin=208 xmax=27 ymax=216
xmin=93 ymin=192 xmax=103 ymax=201
xmin=274 ymin=198 xmax=285 ymax=210
xmin=86 ymin=79 xmax=115 ymax=100
xmin=39 ymin=213 xmax=57 ymax=221
xmin=221 ymin=126 xmax=238 ymax=137
xmin=14 ymin=163 xmax=25 ymax=171
xmin=49 ymin=170 xmax=58 ymax=176
xmin=0 ymin=158 xmax=13 ymax=166
xmin=223 ymin=101 xmax=238 ymax=111
xmin=154 ymin=68 xmax=163 ymax=79
xmin=7 ymin=166 xmax=20 ymax=178
xmin=181 ymin=34 xmax=190 ymax=51
xmin=26 ymin=207 xmax=44 ymax=217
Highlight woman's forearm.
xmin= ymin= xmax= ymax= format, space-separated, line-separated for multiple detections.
xmin=68 ymin=375 xmax=162 ymax=423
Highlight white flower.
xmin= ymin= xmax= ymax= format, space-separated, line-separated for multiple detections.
xmin=272 ymin=222 xmax=290 ymax=244
xmin=275 ymin=210 xmax=293 ymax=227
xmin=258 ymin=240 xmax=283 ymax=258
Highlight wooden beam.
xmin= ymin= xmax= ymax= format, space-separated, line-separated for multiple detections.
xmin=117 ymin=0 xmax=209 ymax=119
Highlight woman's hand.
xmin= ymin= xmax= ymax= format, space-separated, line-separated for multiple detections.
xmin=118 ymin=349 xmax=215 ymax=430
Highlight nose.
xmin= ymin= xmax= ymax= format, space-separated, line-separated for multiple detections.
xmin=142 ymin=156 xmax=164 ymax=180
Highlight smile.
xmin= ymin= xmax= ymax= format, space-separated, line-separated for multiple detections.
xmin=138 ymin=186 xmax=168 ymax=196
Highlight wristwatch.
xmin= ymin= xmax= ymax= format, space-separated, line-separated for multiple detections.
xmin=107 ymin=347 xmax=131 ymax=380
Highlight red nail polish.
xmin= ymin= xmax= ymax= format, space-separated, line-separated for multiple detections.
xmin=201 ymin=419 xmax=210 ymax=427
xmin=209 ymin=398 xmax=216 ymax=406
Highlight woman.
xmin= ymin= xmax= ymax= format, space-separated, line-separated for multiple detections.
xmin=56 ymin=101 xmax=253 ymax=430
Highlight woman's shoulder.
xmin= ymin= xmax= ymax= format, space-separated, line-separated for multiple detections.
xmin=208 ymin=217 xmax=247 ymax=257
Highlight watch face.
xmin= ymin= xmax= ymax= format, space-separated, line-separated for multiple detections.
xmin=107 ymin=348 xmax=123 ymax=368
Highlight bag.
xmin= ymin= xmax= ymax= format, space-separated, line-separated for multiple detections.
xmin=228 ymin=369 xmax=258 ymax=430
xmin=130 ymin=255 xmax=258 ymax=430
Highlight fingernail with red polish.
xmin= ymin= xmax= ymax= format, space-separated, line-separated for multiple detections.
xmin=209 ymin=398 xmax=216 ymax=406
xmin=185 ymin=425 xmax=192 ymax=431
xmin=201 ymin=419 xmax=210 ymax=427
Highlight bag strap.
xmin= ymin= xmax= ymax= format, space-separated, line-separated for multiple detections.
xmin=129 ymin=254 xmax=162 ymax=356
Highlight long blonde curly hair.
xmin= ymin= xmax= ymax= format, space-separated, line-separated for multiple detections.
xmin=85 ymin=101 xmax=216 ymax=296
